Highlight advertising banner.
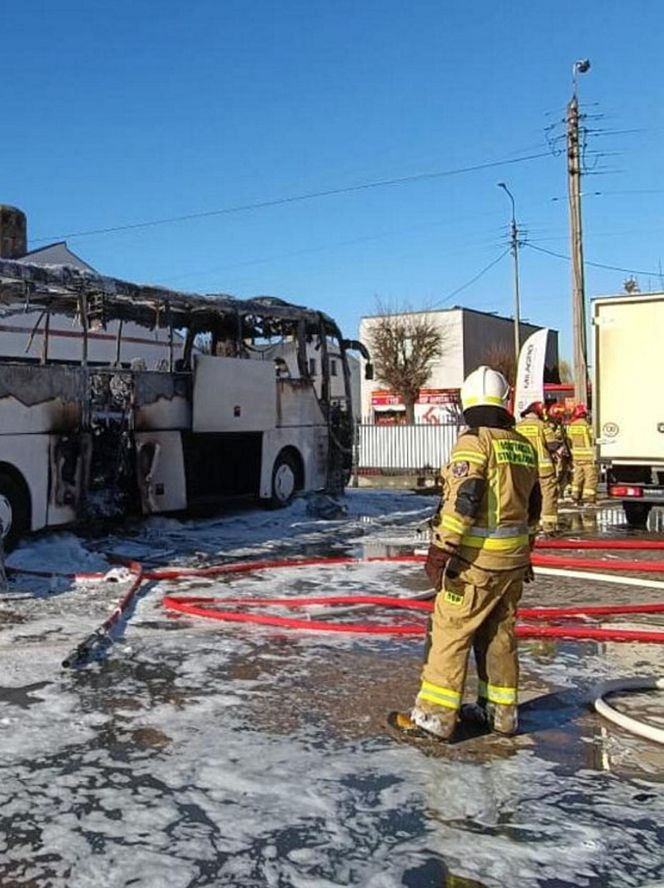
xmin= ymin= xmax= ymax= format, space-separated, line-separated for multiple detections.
xmin=514 ymin=328 xmax=549 ymax=417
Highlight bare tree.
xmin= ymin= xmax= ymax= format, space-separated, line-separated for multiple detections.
xmin=483 ymin=343 xmax=564 ymax=386
xmin=483 ymin=343 xmax=517 ymax=387
xmin=367 ymin=304 xmax=442 ymax=423
xmin=558 ymin=358 xmax=573 ymax=383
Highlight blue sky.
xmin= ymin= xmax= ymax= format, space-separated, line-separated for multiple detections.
xmin=3 ymin=0 xmax=664 ymax=361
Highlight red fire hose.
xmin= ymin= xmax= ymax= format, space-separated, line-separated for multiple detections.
xmin=10 ymin=537 xmax=664 ymax=663
xmin=159 ymin=546 xmax=664 ymax=643
xmin=537 ymin=539 xmax=664 ymax=550
xmin=532 ymin=536 xmax=664 ymax=572
xmin=61 ymin=560 xmax=144 ymax=668
xmin=162 ymin=590 xmax=664 ymax=643
xmin=532 ymin=553 xmax=664 ymax=572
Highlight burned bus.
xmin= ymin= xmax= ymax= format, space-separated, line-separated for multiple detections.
xmin=0 ymin=258 xmax=368 ymax=548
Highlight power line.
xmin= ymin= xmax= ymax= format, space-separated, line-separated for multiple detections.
xmin=159 ymin=221 xmax=506 ymax=284
xmin=525 ymin=241 xmax=663 ymax=277
xmin=31 ymin=151 xmax=552 ymax=244
xmin=431 ymin=249 xmax=510 ymax=308
xmin=570 ymin=188 xmax=664 ymax=198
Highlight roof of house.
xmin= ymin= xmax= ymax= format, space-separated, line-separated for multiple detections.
xmin=17 ymin=241 xmax=98 ymax=273
xmin=360 ymin=304 xmax=558 ymax=334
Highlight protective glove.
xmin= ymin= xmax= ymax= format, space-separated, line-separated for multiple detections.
xmin=523 ymin=564 xmax=535 ymax=584
xmin=424 ymin=544 xmax=449 ymax=590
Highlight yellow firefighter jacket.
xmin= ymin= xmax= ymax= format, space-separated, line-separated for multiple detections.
xmin=515 ymin=415 xmax=559 ymax=476
xmin=431 ymin=426 xmax=541 ymax=572
xmin=568 ymin=417 xmax=595 ymax=464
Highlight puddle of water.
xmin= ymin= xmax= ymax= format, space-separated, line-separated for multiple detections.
xmin=0 ymin=681 xmax=50 ymax=709
xmin=595 ymin=504 xmax=664 ymax=535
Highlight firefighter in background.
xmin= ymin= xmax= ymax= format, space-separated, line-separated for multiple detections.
xmin=389 ymin=366 xmax=541 ymax=741
xmin=516 ymin=401 xmax=563 ymax=532
xmin=568 ymin=403 xmax=598 ymax=505
xmin=547 ymin=402 xmax=572 ymax=499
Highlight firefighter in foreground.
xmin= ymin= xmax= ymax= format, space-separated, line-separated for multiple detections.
xmin=516 ymin=401 xmax=562 ymax=532
xmin=389 ymin=366 xmax=541 ymax=742
xmin=567 ymin=403 xmax=598 ymax=505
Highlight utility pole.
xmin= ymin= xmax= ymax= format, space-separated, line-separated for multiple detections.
xmin=567 ymin=60 xmax=590 ymax=405
xmin=497 ymin=182 xmax=521 ymax=370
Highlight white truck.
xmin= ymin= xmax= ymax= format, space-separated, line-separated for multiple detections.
xmin=593 ymin=292 xmax=664 ymax=527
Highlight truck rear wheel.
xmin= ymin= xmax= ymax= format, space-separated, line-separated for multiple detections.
xmin=0 ymin=471 xmax=30 ymax=552
xmin=623 ymin=501 xmax=652 ymax=529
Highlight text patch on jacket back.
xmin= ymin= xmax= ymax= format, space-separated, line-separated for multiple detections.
xmin=492 ymin=439 xmax=536 ymax=468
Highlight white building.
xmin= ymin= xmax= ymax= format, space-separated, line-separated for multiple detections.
xmin=359 ymin=306 xmax=559 ymax=423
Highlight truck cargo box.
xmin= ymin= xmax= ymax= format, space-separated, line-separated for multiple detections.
xmin=593 ymin=292 xmax=664 ymax=524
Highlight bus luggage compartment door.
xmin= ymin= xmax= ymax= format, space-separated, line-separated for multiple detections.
xmin=192 ymin=355 xmax=277 ymax=433
xmin=135 ymin=431 xmax=187 ymax=514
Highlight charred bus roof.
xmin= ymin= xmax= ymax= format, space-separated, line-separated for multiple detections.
xmin=0 ymin=257 xmax=343 ymax=341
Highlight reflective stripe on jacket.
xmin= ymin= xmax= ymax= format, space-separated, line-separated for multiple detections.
xmin=432 ymin=426 xmax=540 ymax=571
xmin=568 ymin=418 xmax=595 ymax=462
xmin=515 ymin=416 xmax=557 ymax=474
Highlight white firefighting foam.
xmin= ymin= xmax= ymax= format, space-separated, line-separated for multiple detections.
xmin=0 ymin=490 xmax=662 ymax=887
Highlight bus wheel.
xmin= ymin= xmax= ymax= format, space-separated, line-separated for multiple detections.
xmin=268 ymin=451 xmax=298 ymax=509
xmin=0 ymin=472 xmax=30 ymax=552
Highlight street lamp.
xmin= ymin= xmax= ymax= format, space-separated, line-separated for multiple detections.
xmin=572 ymin=58 xmax=591 ymax=98
xmin=497 ymin=181 xmax=522 ymax=369
xmin=568 ymin=58 xmax=591 ymax=405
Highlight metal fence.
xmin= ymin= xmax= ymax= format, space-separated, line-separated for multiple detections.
xmin=357 ymin=421 xmax=460 ymax=473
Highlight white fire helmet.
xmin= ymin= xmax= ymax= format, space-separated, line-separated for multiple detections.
xmin=460 ymin=366 xmax=510 ymax=411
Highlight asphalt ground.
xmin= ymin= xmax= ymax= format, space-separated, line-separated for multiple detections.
xmin=0 ymin=491 xmax=662 ymax=887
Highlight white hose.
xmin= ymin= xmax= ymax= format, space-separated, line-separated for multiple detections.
xmin=534 ymin=565 xmax=664 ymax=590
xmin=535 ymin=568 xmax=664 ymax=744
xmin=591 ymin=677 xmax=664 ymax=745
xmin=316 ymin=565 xmax=664 ymax=618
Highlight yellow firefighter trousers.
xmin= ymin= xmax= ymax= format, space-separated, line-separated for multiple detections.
xmin=418 ymin=563 xmax=525 ymax=718
xmin=539 ymin=472 xmax=558 ymax=531
xmin=571 ymin=462 xmax=598 ymax=503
